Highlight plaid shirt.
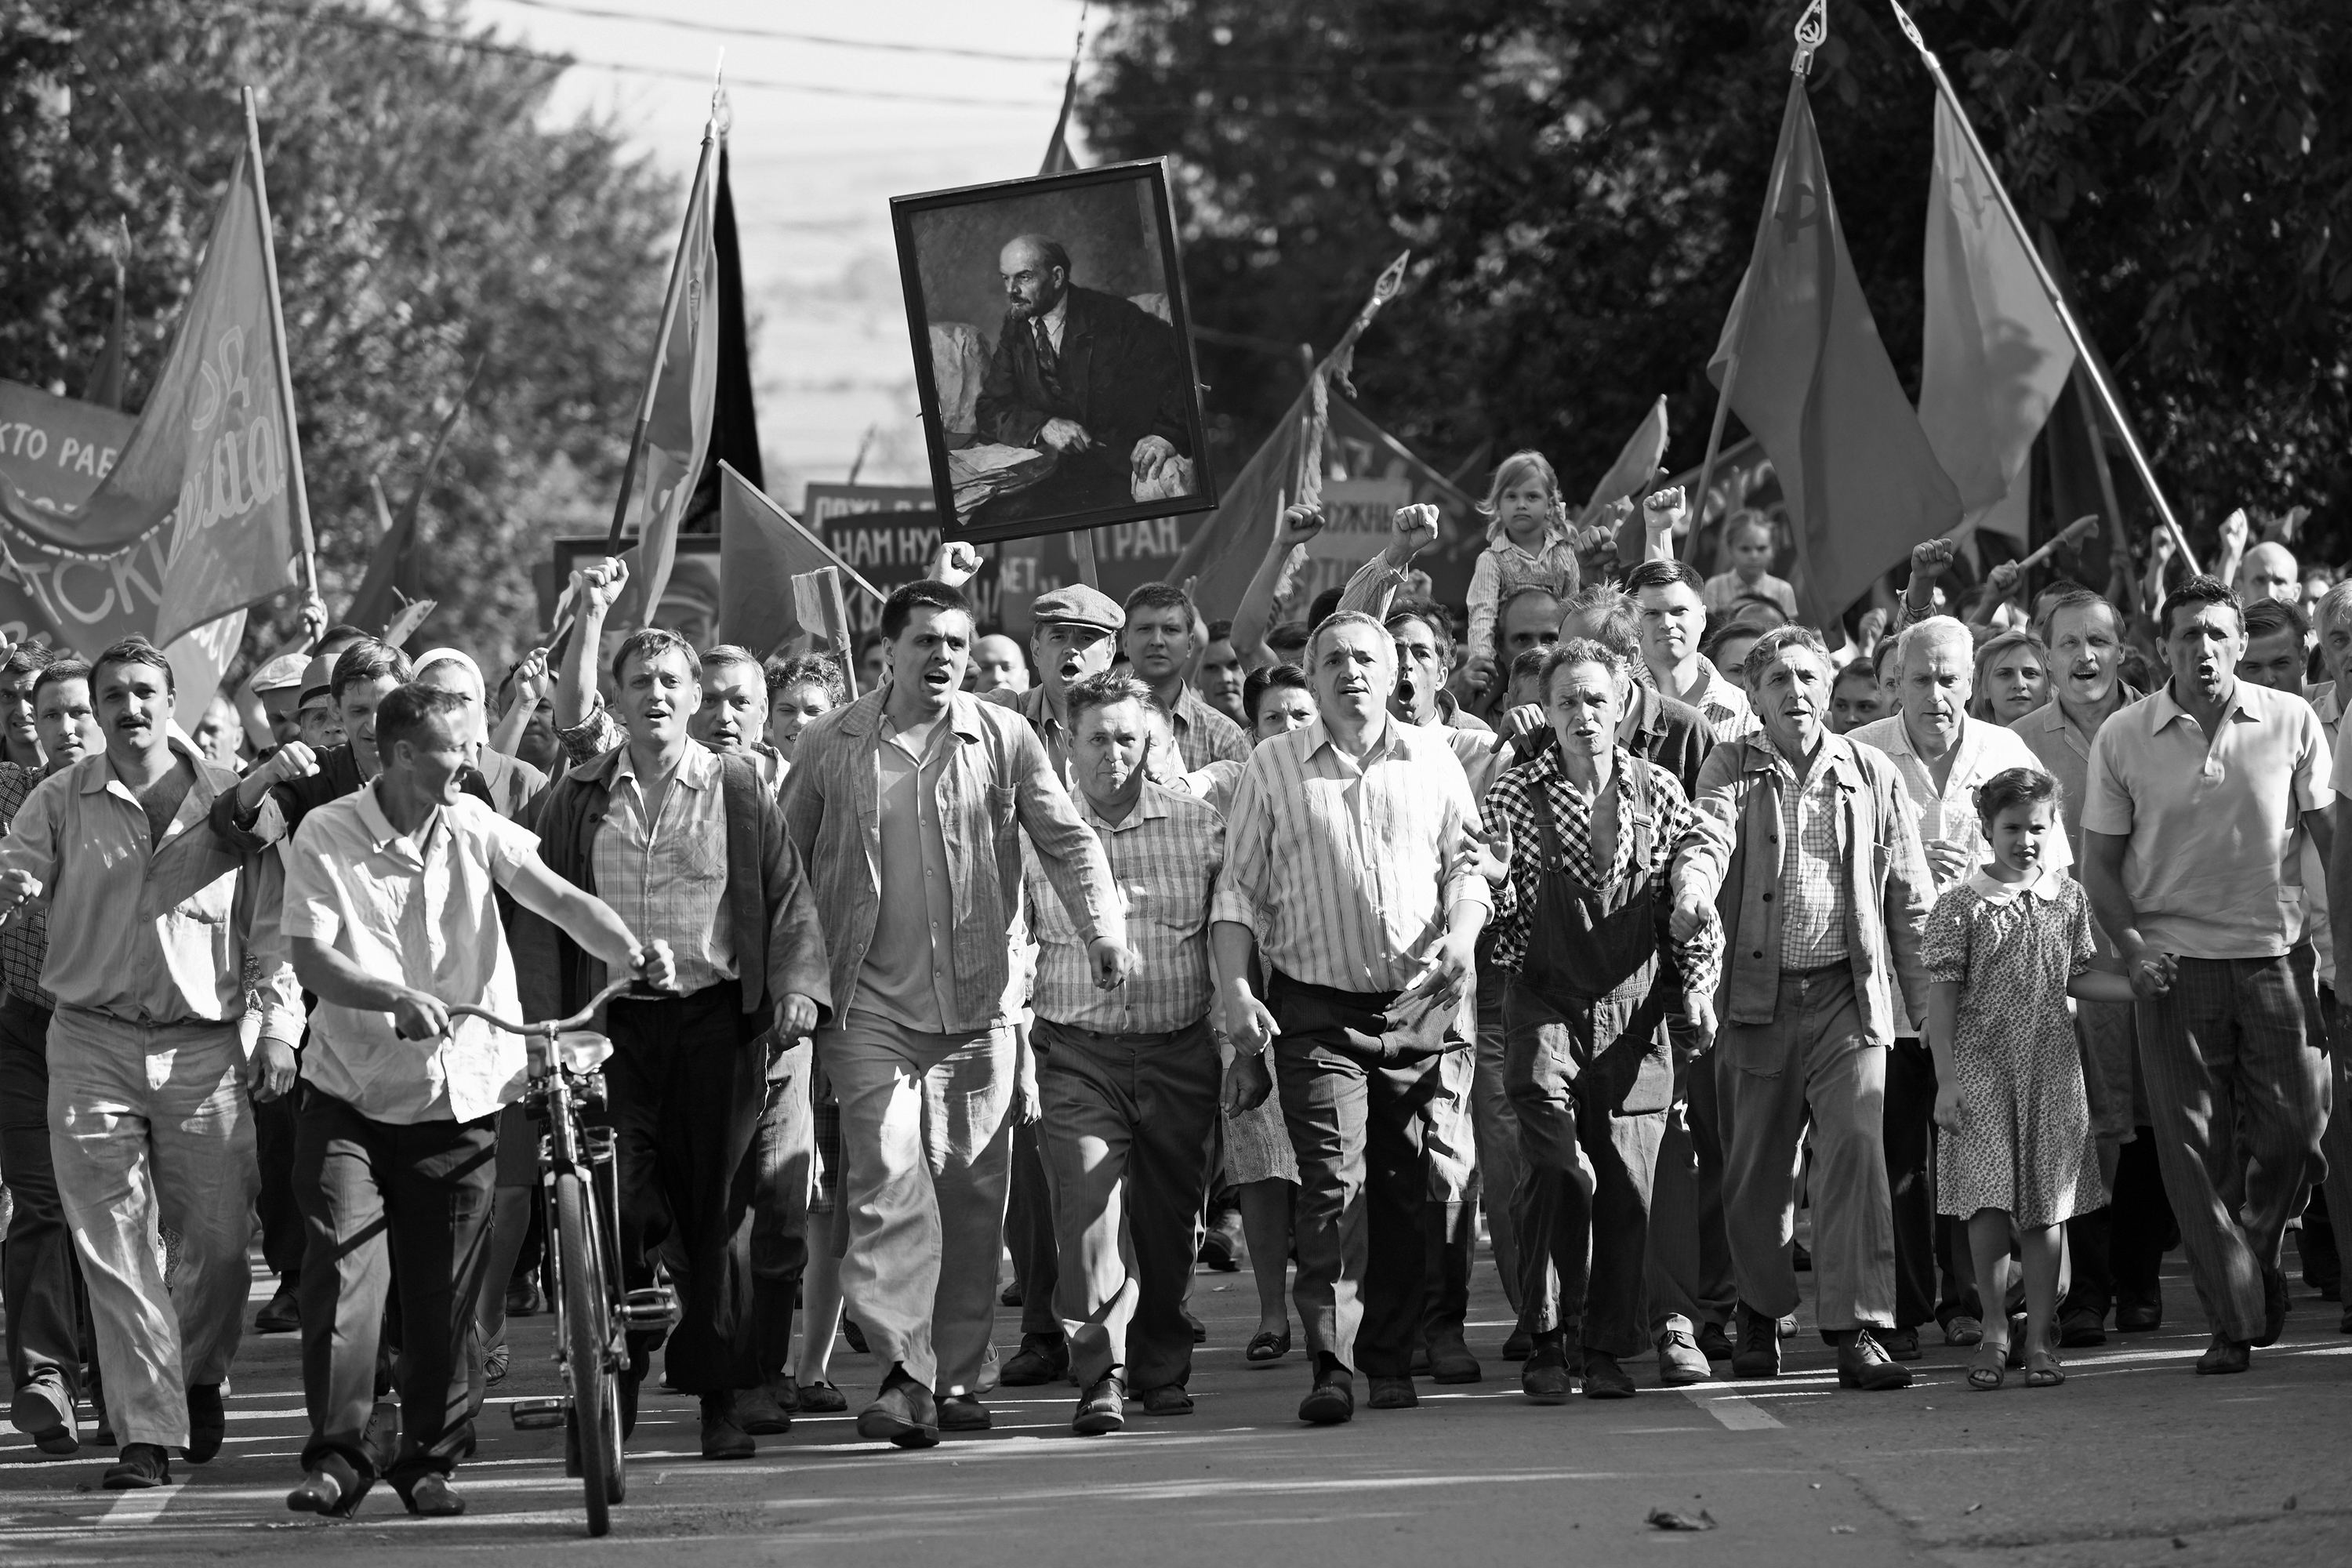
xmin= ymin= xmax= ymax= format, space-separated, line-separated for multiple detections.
xmin=1025 ymin=782 xmax=1223 ymax=1033
xmin=1777 ymin=751 xmax=1850 ymax=969
xmin=1169 ymin=686 xmax=1251 ymax=773
xmin=1682 ymin=658 xmax=1759 ymax=746
xmin=590 ymin=740 xmax=736 ymax=994
xmin=556 ymin=701 xmax=624 ymax=768
xmin=0 ymin=763 xmax=50 ymax=1011
xmin=1480 ymin=746 xmax=1720 ymax=992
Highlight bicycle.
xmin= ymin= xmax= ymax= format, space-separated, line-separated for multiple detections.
xmin=452 ymin=973 xmax=678 ymax=1537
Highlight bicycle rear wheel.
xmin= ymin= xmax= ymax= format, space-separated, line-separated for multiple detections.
xmin=556 ymin=1173 xmax=614 ymax=1537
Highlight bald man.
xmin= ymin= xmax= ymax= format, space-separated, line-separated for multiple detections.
xmin=973 ymin=234 xmax=1193 ymax=519
xmin=971 ymin=635 xmax=1029 ymax=696
xmin=2238 ymin=542 xmax=2299 ymax=607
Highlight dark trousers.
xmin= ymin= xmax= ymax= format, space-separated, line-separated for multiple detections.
xmin=747 ymin=1039 xmax=813 ymax=1381
xmin=1503 ymin=982 xmax=1664 ymax=1357
xmin=1007 ymin=1121 xmax=1061 ymax=1339
xmin=1646 ymin=1058 xmax=1737 ymax=1334
xmin=1269 ymin=975 xmax=1451 ymax=1379
xmin=1421 ymin=1183 xmax=1476 ymax=1345
xmin=1033 ymin=1018 xmax=1218 ymax=1390
xmin=256 ymin=1087 xmax=307 ymax=1285
xmin=1886 ymin=1038 xmax=1968 ymax=1330
xmin=294 ymin=1087 xmax=494 ymax=1491
xmin=2136 ymin=954 xmax=2327 ymax=1341
xmin=604 ymin=980 xmax=763 ymax=1396
xmin=0 ymin=996 xmax=85 ymax=1406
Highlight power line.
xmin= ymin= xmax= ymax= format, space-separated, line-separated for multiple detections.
xmin=233 ymin=2 xmax=1052 ymax=107
xmin=479 ymin=0 xmax=1069 ymax=65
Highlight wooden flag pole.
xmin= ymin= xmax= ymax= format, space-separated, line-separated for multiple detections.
xmin=1886 ymin=0 xmax=2200 ymax=575
xmin=241 ymin=87 xmax=317 ymax=604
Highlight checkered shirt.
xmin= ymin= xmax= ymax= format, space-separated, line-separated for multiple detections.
xmin=1170 ymin=686 xmax=1251 ymax=773
xmin=590 ymin=739 xmax=736 ymax=994
xmin=1025 ymin=780 xmax=1224 ymax=1034
xmin=1777 ymin=750 xmax=1850 ymax=970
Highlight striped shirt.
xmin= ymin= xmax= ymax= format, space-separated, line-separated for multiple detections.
xmin=1025 ymin=781 xmax=1222 ymax=1033
xmin=1480 ymin=746 xmax=1721 ymax=990
xmin=1213 ymin=716 xmax=1490 ymax=993
xmin=1168 ymin=686 xmax=1251 ymax=773
xmin=0 ymin=763 xmax=51 ymax=1011
xmin=591 ymin=739 xmax=736 ymax=995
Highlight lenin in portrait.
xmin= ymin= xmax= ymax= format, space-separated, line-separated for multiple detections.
xmin=973 ymin=234 xmax=1195 ymax=521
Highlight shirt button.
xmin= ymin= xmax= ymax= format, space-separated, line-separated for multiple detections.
xmin=1762 ymin=891 xmax=1773 ymax=902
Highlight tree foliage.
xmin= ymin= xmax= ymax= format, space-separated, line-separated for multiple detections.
xmin=0 ymin=0 xmax=679 ymax=676
xmin=1085 ymin=0 xmax=2351 ymax=563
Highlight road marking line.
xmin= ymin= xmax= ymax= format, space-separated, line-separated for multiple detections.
xmin=1679 ymin=1387 xmax=1782 ymax=1429
xmin=96 ymin=1486 xmax=175 ymax=1526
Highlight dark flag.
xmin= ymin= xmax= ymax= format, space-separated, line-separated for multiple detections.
xmin=683 ymin=143 xmax=761 ymax=532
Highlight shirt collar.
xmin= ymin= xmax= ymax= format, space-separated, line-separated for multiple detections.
xmin=357 ymin=779 xmax=448 ymax=861
xmin=1305 ymin=713 xmax=1403 ymax=764
xmin=1748 ymin=729 xmax=1857 ymax=788
xmin=1083 ymin=779 xmax=1173 ymax=833
xmin=87 ymin=735 xmax=219 ymax=811
xmin=613 ymin=739 xmax=718 ymax=791
xmin=1041 ymin=292 xmax=1069 ymax=340
xmin=1964 ymin=863 xmax=2063 ymax=903
xmin=2149 ymin=681 xmax=2255 ymax=735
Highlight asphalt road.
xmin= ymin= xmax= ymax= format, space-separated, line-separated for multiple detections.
xmin=2 ymin=1236 xmax=2347 ymax=1567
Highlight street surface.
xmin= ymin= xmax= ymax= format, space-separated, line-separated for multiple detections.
xmin=2 ymin=1232 xmax=2347 ymax=1566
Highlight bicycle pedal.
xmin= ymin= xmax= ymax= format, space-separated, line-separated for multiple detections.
xmin=510 ymin=1397 xmax=569 ymax=1430
xmin=622 ymin=1287 xmax=681 ymax=1330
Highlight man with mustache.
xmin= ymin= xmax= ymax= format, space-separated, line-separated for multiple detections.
xmin=1684 ymin=625 xmax=1934 ymax=1393
xmin=0 ymin=637 xmax=305 ymax=1490
xmin=2095 ymin=578 xmax=2333 ymax=1376
xmin=1217 ymin=611 xmax=1490 ymax=1425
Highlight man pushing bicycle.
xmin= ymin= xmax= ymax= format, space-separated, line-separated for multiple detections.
xmin=278 ymin=681 xmax=677 ymax=1518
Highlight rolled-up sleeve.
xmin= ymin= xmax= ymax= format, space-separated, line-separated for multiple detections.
xmin=238 ymin=850 xmax=305 ymax=1049
xmin=1210 ymin=750 xmax=1274 ymax=931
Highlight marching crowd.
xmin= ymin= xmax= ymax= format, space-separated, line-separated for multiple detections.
xmin=0 ymin=450 xmax=2347 ymax=1519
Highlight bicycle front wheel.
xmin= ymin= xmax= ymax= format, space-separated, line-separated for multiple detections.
xmin=557 ymin=1172 xmax=615 ymax=1537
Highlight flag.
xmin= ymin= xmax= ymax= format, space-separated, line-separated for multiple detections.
xmin=1581 ymin=394 xmax=1670 ymax=562
xmin=151 ymin=112 xmax=310 ymax=646
xmin=718 ymin=462 xmax=884 ymax=658
xmin=1916 ymin=95 xmax=2074 ymax=546
xmin=346 ymin=354 xmax=480 ymax=637
xmin=83 ymin=219 xmax=130 ymax=412
xmin=680 ymin=144 xmax=762 ymax=532
xmin=1708 ymin=77 xmax=1962 ymax=626
xmin=1040 ymin=45 xmax=1080 ymax=173
xmin=623 ymin=125 xmax=722 ymax=627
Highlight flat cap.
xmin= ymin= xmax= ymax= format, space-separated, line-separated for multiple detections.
xmin=297 ymin=652 xmax=338 ymax=709
xmin=249 ymin=652 xmax=310 ymax=694
xmin=1030 ymin=583 xmax=1124 ymax=633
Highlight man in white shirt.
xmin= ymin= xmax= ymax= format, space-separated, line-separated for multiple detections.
xmin=278 ymin=684 xmax=675 ymax=1517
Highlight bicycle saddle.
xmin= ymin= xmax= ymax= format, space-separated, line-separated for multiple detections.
xmin=547 ymin=1029 xmax=615 ymax=1073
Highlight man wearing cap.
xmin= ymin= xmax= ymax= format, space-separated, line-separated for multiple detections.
xmin=975 ymin=580 xmax=1124 ymax=1387
xmin=249 ymin=653 xmax=314 ymax=753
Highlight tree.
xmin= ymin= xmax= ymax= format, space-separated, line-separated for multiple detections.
xmin=1083 ymin=0 xmax=2351 ymax=568
xmin=0 ymin=0 xmax=681 ymax=677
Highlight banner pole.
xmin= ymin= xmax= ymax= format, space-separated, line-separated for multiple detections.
xmin=1885 ymin=1 xmax=2200 ymax=575
xmin=1685 ymin=354 xmax=1737 ymax=566
xmin=604 ymin=120 xmax=717 ymax=555
xmin=241 ymin=86 xmax=317 ymax=604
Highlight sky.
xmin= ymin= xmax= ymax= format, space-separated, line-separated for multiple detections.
xmin=447 ymin=0 xmax=1091 ymax=506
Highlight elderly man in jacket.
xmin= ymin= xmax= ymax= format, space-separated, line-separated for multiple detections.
xmin=782 ymin=579 xmax=1127 ymax=1448
xmin=1684 ymin=625 xmax=1935 ymax=1392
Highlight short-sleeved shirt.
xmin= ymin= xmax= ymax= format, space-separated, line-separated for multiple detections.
xmin=1852 ymin=713 xmax=2070 ymax=891
xmin=281 ymin=785 xmax=541 ymax=1124
xmin=2082 ymin=680 xmax=2333 ymax=960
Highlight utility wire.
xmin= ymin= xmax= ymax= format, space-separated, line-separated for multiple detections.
xmin=479 ymin=0 xmax=1069 ymax=65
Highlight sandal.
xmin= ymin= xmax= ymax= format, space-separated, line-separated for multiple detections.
xmin=2024 ymin=1349 xmax=2065 ymax=1388
xmin=484 ymin=1343 xmax=510 ymax=1388
xmin=1245 ymin=1328 xmax=1291 ymax=1363
xmin=1966 ymin=1341 xmax=2005 ymax=1391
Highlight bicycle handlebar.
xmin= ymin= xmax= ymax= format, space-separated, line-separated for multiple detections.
xmin=448 ymin=973 xmax=664 ymax=1038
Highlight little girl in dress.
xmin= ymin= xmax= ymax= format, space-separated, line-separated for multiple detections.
xmin=1466 ymin=451 xmax=1581 ymax=684
xmin=1923 ymin=767 xmax=2168 ymax=1391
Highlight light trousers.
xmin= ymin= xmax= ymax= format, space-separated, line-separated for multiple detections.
xmin=46 ymin=1007 xmax=259 ymax=1450
xmin=1716 ymin=967 xmax=1896 ymax=1334
xmin=819 ymin=1012 xmax=1014 ymax=1396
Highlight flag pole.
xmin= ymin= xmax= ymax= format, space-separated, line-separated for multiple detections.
xmin=604 ymin=116 xmax=717 ymax=554
xmin=1690 ymin=2 xmax=1821 ymax=565
xmin=1885 ymin=0 xmax=2201 ymax=575
xmin=241 ymin=86 xmax=318 ymax=604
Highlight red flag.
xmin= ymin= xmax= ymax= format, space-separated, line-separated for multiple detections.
xmin=622 ymin=126 xmax=720 ymax=626
xmin=718 ymin=463 xmax=884 ymax=659
xmin=1708 ymin=78 xmax=1962 ymax=626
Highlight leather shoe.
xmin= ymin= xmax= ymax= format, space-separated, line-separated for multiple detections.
xmin=733 ymin=1383 xmax=791 ymax=1436
xmin=362 ymin=1397 xmax=400 ymax=1475
xmin=2254 ymin=1266 xmax=2288 ymax=1348
xmin=700 ymin=1394 xmax=755 ymax=1459
xmin=1879 ymin=1326 xmax=1922 ymax=1362
xmin=256 ymin=1281 xmax=300 ymax=1334
xmin=286 ymin=1465 xmax=358 ymax=1516
xmin=1073 ymin=1374 xmax=1126 ymax=1435
xmin=2058 ymin=1306 xmax=2108 ymax=1348
xmin=184 ymin=1384 xmax=227 ymax=1464
xmin=1426 ymin=1331 xmax=1480 ymax=1385
xmin=2194 ymin=1334 xmax=2251 ymax=1375
xmin=1298 ymin=1367 xmax=1354 ymax=1425
xmin=937 ymin=1394 xmax=991 ymax=1432
xmin=402 ymin=1472 xmax=466 ymax=1516
xmin=1657 ymin=1325 xmax=1711 ymax=1386
xmin=1582 ymin=1351 xmax=1635 ymax=1399
xmin=102 ymin=1442 xmax=171 ymax=1490
xmin=857 ymin=1377 xmax=940 ymax=1447
xmin=1944 ymin=1314 xmax=1984 ymax=1347
xmin=1836 ymin=1330 xmax=1913 ymax=1391
xmin=797 ymin=1379 xmax=848 ymax=1413
xmin=1521 ymin=1340 xmax=1573 ymax=1405
xmin=1366 ymin=1375 xmax=1417 ymax=1410
xmin=9 ymin=1379 xmax=78 ymax=1456
xmin=1000 ymin=1333 xmax=1069 ymax=1386
xmin=2114 ymin=1299 xmax=2162 ymax=1333
xmin=2340 ymin=1301 xmax=2352 ymax=1336
xmin=1731 ymin=1304 xmax=1780 ymax=1378
xmin=1138 ymin=1384 xmax=1193 ymax=1417
xmin=1696 ymin=1321 xmax=1734 ymax=1363
xmin=1501 ymin=1327 xmax=1534 ymax=1361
